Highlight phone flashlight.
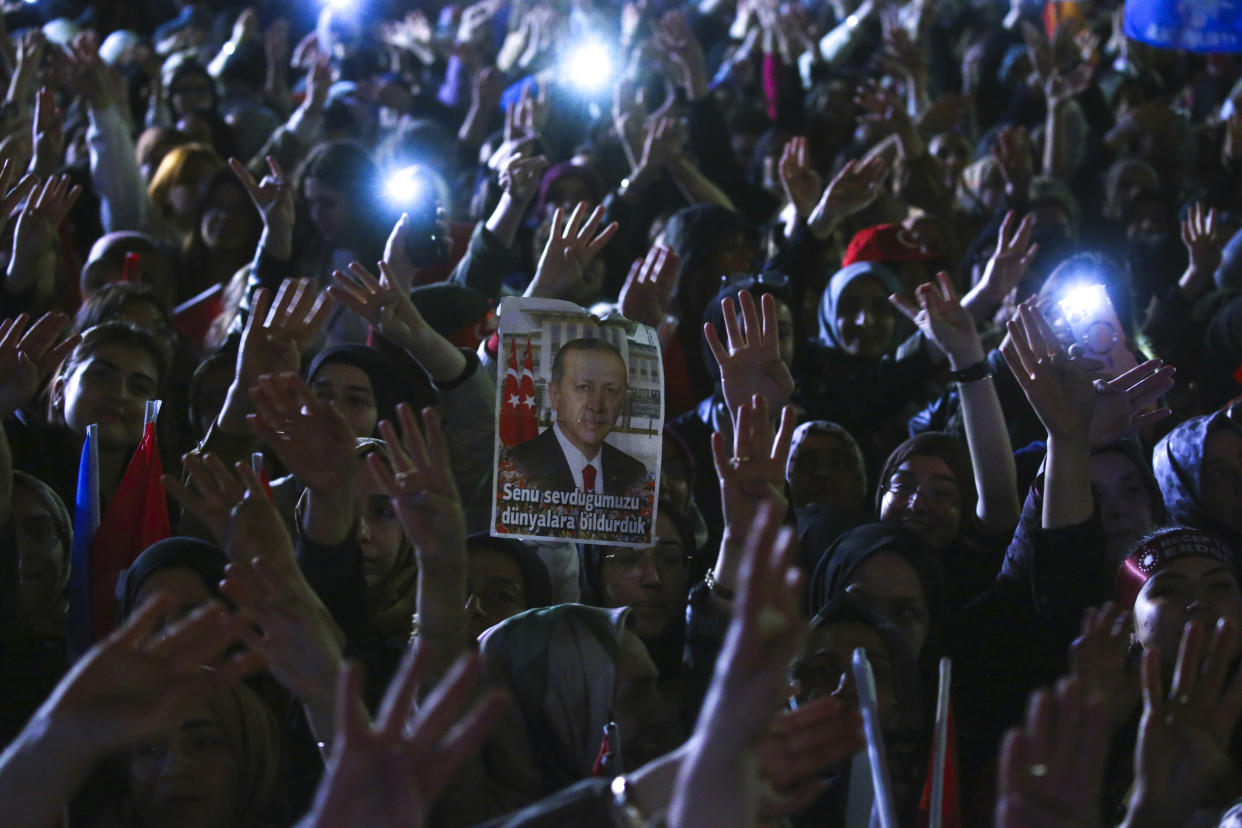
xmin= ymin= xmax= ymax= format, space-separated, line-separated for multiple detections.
xmin=563 ymin=42 xmax=613 ymax=94
xmin=383 ymin=165 xmax=449 ymax=267
xmin=1057 ymin=282 xmax=1136 ymax=378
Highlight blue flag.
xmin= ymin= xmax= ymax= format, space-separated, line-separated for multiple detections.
xmin=1124 ymin=0 xmax=1242 ymax=54
xmin=68 ymin=423 xmax=99 ymax=658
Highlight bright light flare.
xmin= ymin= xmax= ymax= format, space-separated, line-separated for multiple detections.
xmin=383 ymin=166 xmax=427 ymax=208
xmin=564 ymin=43 xmax=613 ymax=94
xmin=1058 ymin=283 xmax=1108 ymax=322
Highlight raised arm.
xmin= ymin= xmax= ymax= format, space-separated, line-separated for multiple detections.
xmin=892 ymin=273 xmax=1021 ymax=535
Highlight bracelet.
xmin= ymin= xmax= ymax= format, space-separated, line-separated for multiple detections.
xmin=949 ymin=359 xmax=993 ymax=384
xmin=704 ymin=569 xmax=735 ymax=601
xmin=432 ymin=347 xmax=480 ymax=392
xmin=611 ymin=776 xmax=649 ymax=828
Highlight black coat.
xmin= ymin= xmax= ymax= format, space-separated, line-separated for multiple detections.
xmin=506 ymin=427 xmax=649 ymax=496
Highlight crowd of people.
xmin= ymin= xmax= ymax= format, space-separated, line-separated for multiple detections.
xmin=0 ymin=0 xmax=1241 ymax=824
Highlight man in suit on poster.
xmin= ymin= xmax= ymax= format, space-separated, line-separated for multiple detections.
xmin=507 ymin=337 xmax=649 ymax=495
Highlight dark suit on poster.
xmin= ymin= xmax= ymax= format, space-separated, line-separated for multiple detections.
xmin=506 ymin=428 xmax=648 ymax=496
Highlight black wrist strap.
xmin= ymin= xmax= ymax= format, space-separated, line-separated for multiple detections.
xmin=949 ymin=359 xmax=993 ymax=384
xmin=433 ymin=348 xmax=480 ymax=392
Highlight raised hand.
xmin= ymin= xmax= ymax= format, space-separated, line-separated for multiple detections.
xmin=499 ymin=151 xmax=548 ymax=205
xmin=891 ymin=271 xmax=984 ymax=371
xmin=299 ymin=647 xmax=507 ymax=828
xmin=756 ymin=697 xmax=865 ymax=817
xmin=8 ymin=174 xmax=82 ymax=294
xmin=1045 ymin=62 xmax=1092 ymax=109
xmin=807 ymin=156 xmax=888 ymax=239
xmin=230 ymin=155 xmax=294 ymax=233
xmin=369 ymin=405 xmax=466 ymax=568
xmin=778 ymin=136 xmax=822 ymax=220
xmin=0 ymin=312 xmax=78 ymax=418
xmin=1087 ymin=358 xmax=1175 ymax=448
xmin=1070 ymin=602 xmax=1139 ymax=731
xmin=62 ymin=30 xmax=117 ymax=110
xmin=219 ymin=279 xmax=331 ymax=433
xmin=619 ymin=245 xmax=679 ymax=328
xmin=968 ymin=211 xmax=1038 ymax=313
xmin=248 ymin=372 xmax=359 ymax=495
xmin=1001 ymin=302 xmax=1095 ymax=440
xmin=31 ymin=86 xmax=63 ymax=177
xmin=995 ymin=677 xmax=1110 ymax=828
xmin=639 ymin=115 xmax=685 ymax=171
xmin=39 ymin=594 xmax=264 ymax=758
xmin=329 ymin=259 xmax=432 ymax=352
xmin=162 ymin=451 xmax=246 ymax=548
xmin=671 ymin=503 xmax=806 ymax=828
xmin=0 ymin=155 xmax=37 ymax=235
xmin=712 ymin=394 xmax=795 ymax=535
xmin=705 ymin=290 xmax=796 ymax=415
xmin=1126 ymin=619 xmax=1242 ymax=826
xmin=1181 ymin=201 xmax=1223 ymax=275
xmin=525 ymin=202 xmax=619 ymax=300
xmin=856 ymin=83 xmax=915 ymax=141
xmin=992 ymin=126 xmax=1034 ymax=199
xmin=653 ymin=11 xmax=709 ymax=100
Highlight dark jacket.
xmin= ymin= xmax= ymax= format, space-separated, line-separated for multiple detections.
xmin=506 ymin=428 xmax=648 ymax=496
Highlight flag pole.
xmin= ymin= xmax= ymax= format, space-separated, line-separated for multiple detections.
xmin=853 ymin=647 xmax=897 ymax=828
xmin=930 ymin=657 xmax=952 ymax=828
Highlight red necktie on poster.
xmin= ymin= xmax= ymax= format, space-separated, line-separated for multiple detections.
xmin=582 ymin=465 xmax=597 ymax=492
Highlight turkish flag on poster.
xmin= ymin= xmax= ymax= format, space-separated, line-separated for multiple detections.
xmin=520 ymin=339 xmax=539 ymax=441
xmin=499 ymin=339 xmax=525 ymax=447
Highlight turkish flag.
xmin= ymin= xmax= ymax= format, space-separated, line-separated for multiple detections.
xmin=498 ymin=339 xmax=525 ymax=447
xmin=520 ymin=339 xmax=539 ymax=441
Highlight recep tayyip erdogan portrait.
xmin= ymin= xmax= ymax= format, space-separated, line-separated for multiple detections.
xmin=506 ymin=337 xmax=649 ymax=495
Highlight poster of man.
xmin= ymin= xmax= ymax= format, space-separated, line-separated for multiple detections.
xmin=492 ymin=297 xmax=662 ymax=546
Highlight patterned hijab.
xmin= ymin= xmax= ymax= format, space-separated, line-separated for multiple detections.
xmin=1153 ymin=410 xmax=1242 ymax=549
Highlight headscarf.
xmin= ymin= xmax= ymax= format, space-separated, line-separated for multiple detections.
xmin=3 ymin=472 xmax=72 ymax=630
xmin=534 ymin=163 xmax=605 ymax=219
xmin=467 ymin=532 xmax=554 ymax=610
xmin=479 ymin=604 xmax=630 ymax=792
xmin=874 ymin=432 xmax=977 ymax=520
xmin=806 ymin=522 xmax=946 ymax=652
xmin=306 ymin=344 xmax=428 ymax=430
xmin=202 ymin=681 xmax=282 ymax=824
xmin=788 ymin=420 xmax=869 ymax=505
xmin=118 ymin=537 xmax=227 ymax=619
xmin=661 ymin=205 xmax=756 ymax=303
xmin=1153 ymin=410 xmax=1242 ymax=546
xmin=817 ymin=262 xmax=902 ymax=349
xmin=355 ymin=439 xmax=419 ymax=645
xmin=1116 ymin=527 xmax=1235 ymax=608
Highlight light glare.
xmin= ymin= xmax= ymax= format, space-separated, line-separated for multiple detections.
xmin=1059 ymin=283 xmax=1107 ymax=321
xmin=565 ymin=43 xmax=612 ymax=93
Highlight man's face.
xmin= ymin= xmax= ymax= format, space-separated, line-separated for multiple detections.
xmin=549 ymin=348 xmax=626 ymax=457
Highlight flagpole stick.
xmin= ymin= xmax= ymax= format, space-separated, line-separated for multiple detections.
xmin=930 ymin=657 xmax=951 ymax=828
xmin=852 ymin=648 xmax=898 ymax=828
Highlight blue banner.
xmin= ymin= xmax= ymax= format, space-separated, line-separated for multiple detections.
xmin=1124 ymin=0 xmax=1242 ymax=54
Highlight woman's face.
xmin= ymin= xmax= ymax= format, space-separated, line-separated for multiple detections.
xmin=311 ymin=363 xmax=378 ymax=438
xmin=1201 ymin=428 xmax=1242 ymax=537
xmin=170 ymin=73 xmax=215 ymax=118
xmin=133 ymin=568 xmax=215 ymax=629
xmin=200 ymin=180 xmax=256 ymax=254
xmin=843 ymin=551 xmax=931 ymax=657
xmin=465 ymin=544 xmax=529 ymax=640
xmin=929 ymin=133 xmax=970 ymax=191
xmin=304 ymin=177 xmax=352 ymax=248
xmin=1133 ymin=556 xmax=1242 ymax=678
xmin=612 ymin=628 xmax=667 ymax=767
xmin=792 ymin=621 xmax=896 ymax=725
xmin=1090 ymin=451 xmax=1155 ymax=568
xmin=879 ymin=455 xmax=962 ymax=552
xmin=355 ymin=460 xmax=406 ymax=588
xmin=787 ymin=431 xmax=864 ymax=511
xmin=129 ymin=700 xmax=240 ymax=828
xmin=659 ymin=438 xmax=690 ymax=514
xmin=59 ymin=343 xmax=160 ymax=450
xmin=835 ymin=278 xmax=895 ymax=358
xmin=601 ymin=512 xmax=688 ymax=640
xmin=12 ymin=487 xmax=65 ymax=618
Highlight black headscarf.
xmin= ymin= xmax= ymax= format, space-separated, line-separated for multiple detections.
xmin=874 ymin=432 xmax=977 ymax=521
xmin=806 ymin=522 xmax=946 ymax=654
xmin=306 ymin=343 xmax=432 ymax=431
xmin=467 ymin=532 xmax=553 ymax=611
xmin=118 ymin=537 xmax=227 ymax=619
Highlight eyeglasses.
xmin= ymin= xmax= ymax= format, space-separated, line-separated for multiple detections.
xmin=603 ymin=546 xmax=687 ymax=580
xmin=721 ymin=270 xmax=791 ymax=290
xmin=881 ymin=479 xmax=959 ymax=510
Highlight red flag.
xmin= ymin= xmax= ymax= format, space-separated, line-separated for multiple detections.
xmin=90 ymin=411 xmax=171 ymax=638
xmin=498 ymin=339 xmax=525 ymax=447
xmin=918 ymin=707 xmax=961 ymax=828
xmin=520 ymin=339 xmax=539 ymax=441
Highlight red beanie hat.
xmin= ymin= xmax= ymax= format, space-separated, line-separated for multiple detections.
xmin=1116 ymin=528 xmax=1234 ymax=608
xmin=842 ymin=223 xmax=940 ymax=267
